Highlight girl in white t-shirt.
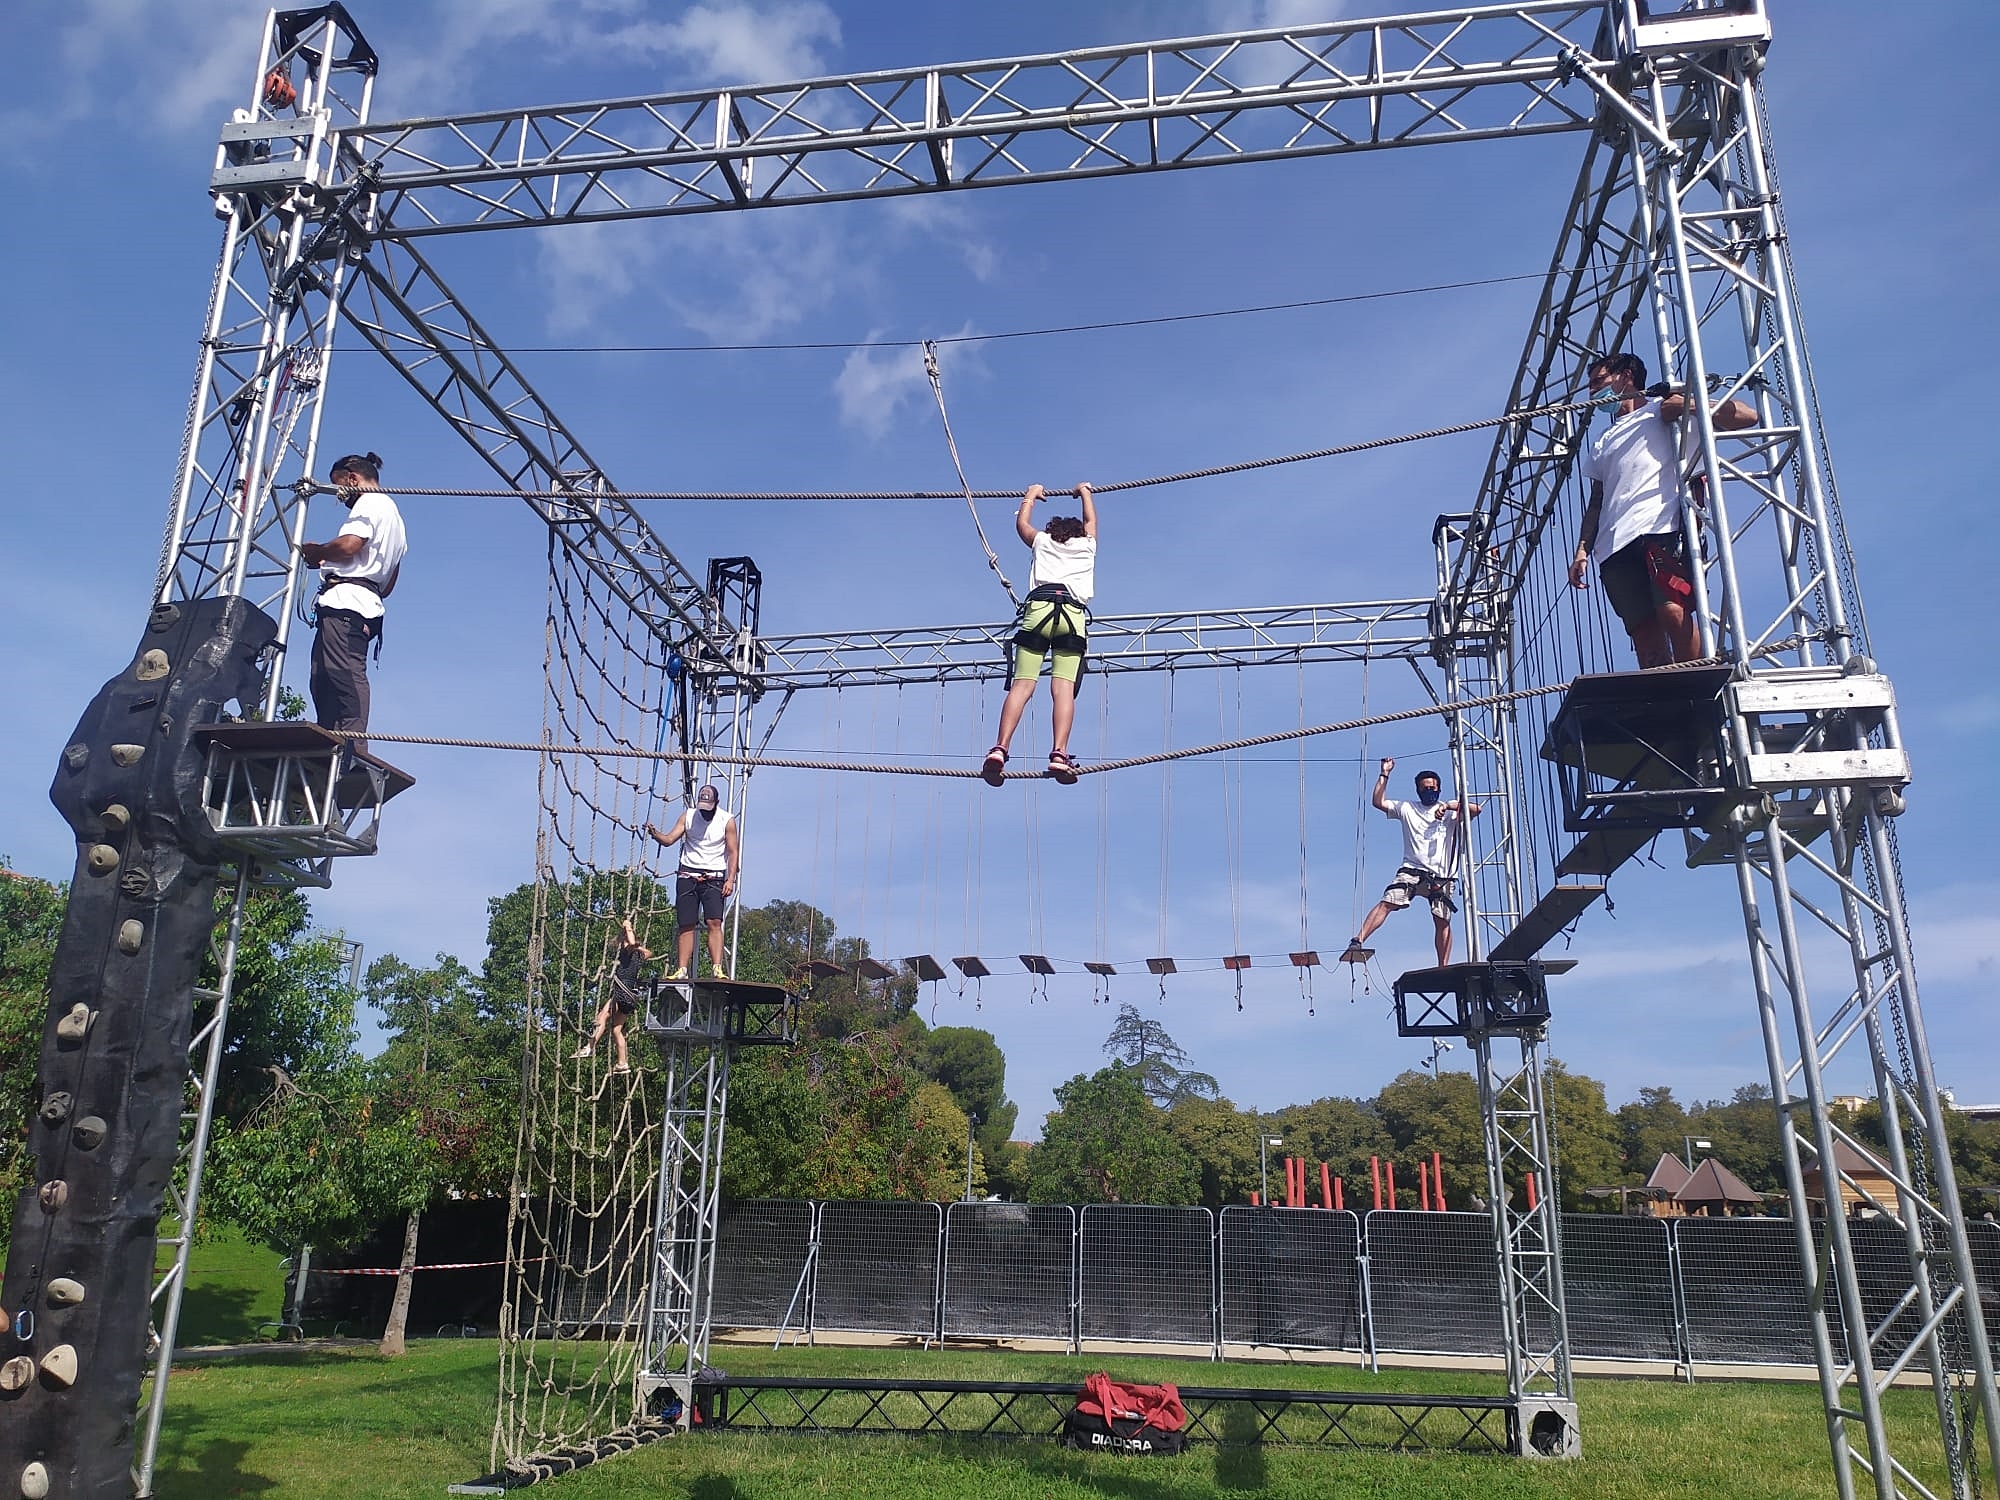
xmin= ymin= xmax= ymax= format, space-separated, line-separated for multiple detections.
xmin=981 ymin=483 xmax=1097 ymax=786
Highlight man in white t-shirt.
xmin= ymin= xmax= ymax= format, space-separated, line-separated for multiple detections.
xmin=1349 ymin=759 xmax=1481 ymax=967
xmin=299 ymin=451 xmax=407 ymax=751
xmin=645 ymin=784 xmax=740 ymax=980
xmin=1569 ymin=352 xmax=1756 ymax=668
xmin=981 ymin=482 xmax=1097 ymax=787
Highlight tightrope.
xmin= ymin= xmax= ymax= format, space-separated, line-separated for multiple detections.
xmin=300 ymin=394 xmax=1612 ymax=504
xmin=341 ymin=678 xmax=1580 ymax=780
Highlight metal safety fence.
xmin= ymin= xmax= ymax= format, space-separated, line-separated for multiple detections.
xmin=704 ymin=1200 xmax=2000 ymax=1369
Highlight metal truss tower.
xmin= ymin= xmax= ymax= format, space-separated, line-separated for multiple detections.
xmin=11 ymin=2 xmax=1979 ymax=1495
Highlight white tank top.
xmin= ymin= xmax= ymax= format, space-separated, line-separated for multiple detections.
xmin=680 ymin=809 xmax=733 ymax=874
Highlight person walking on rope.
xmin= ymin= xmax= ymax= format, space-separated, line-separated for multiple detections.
xmin=299 ymin=451 xmax=407 ymax=754
xmin=1347 ymin=760 xmax=1480 ymax=968
xmin=575 ymin=916 xmax=651 ymax=1073
xmin=1569 ymin=353 xmax=1756 ymax=668
xmin=983 ymin=482 xmax=1097 ymax=787
xmin=645 ymin=784 xmax=739 ymax=979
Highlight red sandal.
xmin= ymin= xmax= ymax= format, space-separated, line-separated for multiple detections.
xmin=1046 ymin=749 xmax=1080 ymax=785
xmin=980 ymin=745 xmax=1009 ymax=787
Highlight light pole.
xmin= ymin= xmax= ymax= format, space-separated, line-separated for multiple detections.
xmin=964 ymin=1113 xmax=980 ymax=1202
xmin=1421 ymin=1040 xmax=1454 ymax=1074
xmin=1684 ymin=1135 xmax=1712 ymax=1169
xmin=1260 ymin=1135 xmax=1283 ymax=1203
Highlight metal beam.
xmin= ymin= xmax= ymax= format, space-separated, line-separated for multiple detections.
xmin=756 ymin=599 xmax=1434 ymax=690
xmin=340 ymin=4 xmax=1610 ymax=238
xmin=341 ymin=239 xmax=733 ymax=658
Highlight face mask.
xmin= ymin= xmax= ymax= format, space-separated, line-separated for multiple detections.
xmin=1417 ymin=785 xmax=1442 ymax=807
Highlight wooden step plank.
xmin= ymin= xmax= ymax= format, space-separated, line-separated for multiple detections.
xmin=1556 ymin=827 xmax=1655 ymax=878
xmin=1491 ymin=883 xmax=1608 ymax=962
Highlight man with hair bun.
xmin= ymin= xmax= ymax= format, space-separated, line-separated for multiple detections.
xmin=981 ymin=481 xmax=1098 ymax=786
xmin=299 ymin=450 xmax=407 ymax=752
xmin=1346 ymin=758 xmax=1481 ymax=967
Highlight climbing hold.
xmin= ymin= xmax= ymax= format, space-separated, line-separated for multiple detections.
xmin=85 ymin=845 xmax=120 ymax=876
xmin=45 ymin=1279 xmax=84 ymax=1309
xmin=38 ymin=1093 xmax=72 ymax=1126
xmin=101 ymin=803 xmax=132 ymax=834
xmin=117 ymin=920 xmax=144 ymax=954
xmin=71 ymin=1117 xmax=107 ymax=1152
xmin=38 ymin=1345 xmax=77 ymax=1389
xmin=37 ymin=1181 xmax=67 ymax=1213
xmin=135 ymin=648 xmax=171 ymax=682
xmin=63 ymin=744 xmax=89 ymax=772
xmin=110 ymin=744 xmax=144 ymax=767
xmin=0 ymin=1356 xmax=32 ymax=1395
xmin=54 ymin=1005 xmax=93 ymax=1045
xmin=21 ymin=1462 xmax=51 ymax=1499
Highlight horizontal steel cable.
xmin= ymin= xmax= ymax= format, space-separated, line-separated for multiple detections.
xmin=299 ymin=393 xmax=1615 ymax=504
xmin=340 ymin=656 xmax=1723 ymax=780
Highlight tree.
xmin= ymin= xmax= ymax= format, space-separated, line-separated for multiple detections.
xmin=1165 ymin=1095 xmax=1261 ymax=1208
xmin=364 ymin=951 xmax=520 ymax=1355
xmin=1615 ymin=1085 xmax=1692 ymax=1179
xmin=0 ymin=867 xmax=64 ymax=1249
xmin=1270 ymin=1096 xmax=1395 ymax=1200
xmin=916 ymin=1026 xmax=1023 ymax=1197
xmin=1373 ymin=1069 xmax=1485 ymax=1209
xmin=1028 ymin=1064 xmax=1198 ymax=1205
xmin=1101 ymin=1004 xmax=1218 ymax=1107
xmin=1543 ymin=1059 xmax=1624 ymax=1211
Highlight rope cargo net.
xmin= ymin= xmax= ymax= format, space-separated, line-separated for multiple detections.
xmin=492 ymin=535 xmax=679 ymax=1473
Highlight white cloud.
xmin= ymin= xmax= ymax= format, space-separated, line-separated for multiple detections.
xmin=611 ymin=1 xmax=841 ymax=85
xmin=833 ymin=341 xmax=930 ymax=441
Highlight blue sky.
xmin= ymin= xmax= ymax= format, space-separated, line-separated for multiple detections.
xmin=3 ymin=1 xmax=1994 ymax=1135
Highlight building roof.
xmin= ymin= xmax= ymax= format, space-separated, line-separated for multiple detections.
xmin=1801 ymin=1139 xmax=1894 ymax=1180
xmin=1645 ymin=1153 xmax=1693 ymax=1195
xmin=1680 ymin=1158 xmax=1762 ymax=1207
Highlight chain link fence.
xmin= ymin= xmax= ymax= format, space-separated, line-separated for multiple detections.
xmin=695 ymin=1199 xmax=1998 ymax=1369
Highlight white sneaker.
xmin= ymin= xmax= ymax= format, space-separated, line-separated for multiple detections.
xmin=573 ymin=1043 xmax=594 ymax=1059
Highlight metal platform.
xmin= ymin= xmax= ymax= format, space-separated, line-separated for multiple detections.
xmin=1541 ymin=667 xmax=1733 ymax=833
xmin=1394 ymin=962 xmax=1553 ymax=1039
xmin=194 ymin=721 xmax=415 ymax=886
xmin=640 ymin=979 xmax=799 ymax=1046
xmin=698 ymin=1375 xmax=1519 ymax=1454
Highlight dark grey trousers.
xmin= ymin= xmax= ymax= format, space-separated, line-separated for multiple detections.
xmin=311 ymin=608 xmax=378 ymax=746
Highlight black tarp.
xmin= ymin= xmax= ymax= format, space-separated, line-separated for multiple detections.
xmin=1561 ymin=1215 xmax=1679 ymax=1361
xmin=1365 ymin=1211 xmax=1505 ymax=1356
xmin=1078 ymin=1205 xmax=1213 ymax=1345
xmin=711 ymin=1199 xmax=814 ymax=1328
xmin=1218 ymin=1207 xmax=1364 ymax=1351
xmin=813 ymin=1200 xmax=942 ymax=1336
xmin=942 ymin=1201 xmax=1075 ymax=1339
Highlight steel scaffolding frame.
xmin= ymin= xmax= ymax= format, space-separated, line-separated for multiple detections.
xmin=93 ymin=2 xmax=1988 ymax=1495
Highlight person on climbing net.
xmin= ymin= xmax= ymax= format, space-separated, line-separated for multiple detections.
xmin=1349 ymin=759 xmax=1481 ymax=967
xmin=575 ymin=916 xmax=651 ymax=1074
xmin=982 ymin=482 xmax=1097 ymax=787
xmin=644 ymin=784 xmax=739 ymax=979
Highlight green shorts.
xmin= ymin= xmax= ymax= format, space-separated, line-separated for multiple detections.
xmin=1012 ymin=596 xmax=1089 ymax=684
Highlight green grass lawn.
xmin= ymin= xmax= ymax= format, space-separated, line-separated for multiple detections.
xmin=152 ymin=1337 xmax=1954 ymax=1500
xmin=159 ymin=1228 xmax=290 ymax=1347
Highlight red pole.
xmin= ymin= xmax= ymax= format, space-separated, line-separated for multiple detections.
xmin=1250 ymin=1190 xmax=1261 ymax=1207
xmin=1334 ymin=1176 xmax=1344 ymax=1211
xmin=1432 ymin=1152 xmax=1445 ymax=1212
xmin=1525 ymin=1172 xmax=1539 ymax=1211
xmin=1418 ymin=1160 xmax=1431 ymax=1212
xmin=1386 ymin=1161 xmax=1398 ymax=1211
xmin=1370 ymin=1155 xmax=1383 ymax=1211
xmin=1320 ymin=1161 xmax=1333 ymax=1210
xmin=1289 ymin=1157 xmax=1301 ymax=1208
